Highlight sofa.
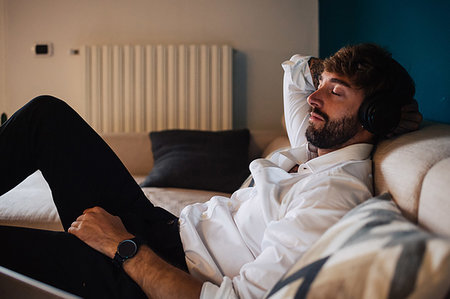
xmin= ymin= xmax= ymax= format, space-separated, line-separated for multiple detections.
xmin=0 ymin=123 xmax=449 ymax=298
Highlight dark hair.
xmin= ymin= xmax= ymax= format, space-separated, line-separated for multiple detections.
xmin=323 ymin=43 xmax=415 ymax=106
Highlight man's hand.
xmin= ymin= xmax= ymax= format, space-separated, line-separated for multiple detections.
xmin=68 ymin=206 xmax=134 ymax=258
xmin=387 ymin=99 xmax=423 ymax=137
xmin=308 ymin=57 xmax=324 ymax=90
xmin=69 ymin=206 xmax=203 ymax=298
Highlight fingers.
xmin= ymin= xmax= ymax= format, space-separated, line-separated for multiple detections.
xmin=70 ymin=220 xmax=81 ymax=227
xmin=69 ymin=206 xmax=118 ymax=235
xmin=68 ymin=208 xmax=96 ymax=235
xmin=308 ymin=58 xmax=324 ymax=90
xmin=400 ymin=99 xmax=422 ymax=122
xmin=68 ymin=221 xmax=79 ymax=234
xmin=402 ymin=112 xmax=423 ymax=123
xmin=75 ymin=214 xmax=85 ymax=221
xmin=388 ymin=99 xmax=423 ymax=138
xmin=82 ymin=206 xmax=106 ymax=215
xmin=68 ymin=217 xmax=84 ymax=232
xmin=398 ymin=120 xmax=421 ymax=130
xmin=401 ymin=99 xmax=419 ymax=111
xmin=70 ymin=207 xmax=100 ymax=232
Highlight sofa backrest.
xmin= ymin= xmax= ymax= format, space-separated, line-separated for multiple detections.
xmin=102 ymin=132 xmax=154 ymax=176
xmin=373 ymin=123 xmax=450 ymax=237
xmin=102 ymin=130 xmax=287 ymax=176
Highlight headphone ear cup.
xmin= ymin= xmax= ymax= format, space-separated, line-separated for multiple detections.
xmin=358 ymin=94 xmax=401 ymax=136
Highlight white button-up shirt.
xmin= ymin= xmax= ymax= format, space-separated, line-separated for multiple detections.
xmin=179 ymin=55 xmax=374 ymax=298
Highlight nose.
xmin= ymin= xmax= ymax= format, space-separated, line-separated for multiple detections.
xmin=307 ymin=88 xmax=323 ymax=109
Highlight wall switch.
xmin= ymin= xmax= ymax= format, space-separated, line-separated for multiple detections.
xmin=32 ymin=42 xmax=53 ymax=57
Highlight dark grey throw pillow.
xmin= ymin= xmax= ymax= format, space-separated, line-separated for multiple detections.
xmin=140 ymin=129 xmax=250 ymax=193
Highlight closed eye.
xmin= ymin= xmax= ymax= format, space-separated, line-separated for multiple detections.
xmin=331 ymin=90 xmax=340 ymax=96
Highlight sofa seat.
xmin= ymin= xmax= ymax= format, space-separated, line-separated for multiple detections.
xmin=142 ymin=187 xmax=230 ymax=216
xmin=0 ymin=171 xmax=231 ymax=232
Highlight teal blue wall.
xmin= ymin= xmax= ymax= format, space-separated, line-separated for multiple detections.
xmin=319 ymin=0 xmax=450 ymax=124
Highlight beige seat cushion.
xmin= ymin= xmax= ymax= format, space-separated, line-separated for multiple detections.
xmin=142 ymin=187 xmax=230 ymax=217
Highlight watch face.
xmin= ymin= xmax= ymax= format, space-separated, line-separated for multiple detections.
xmin=118 ymin=240 xmax=137 ymax=258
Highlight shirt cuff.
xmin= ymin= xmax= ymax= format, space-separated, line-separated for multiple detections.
xmin=281 ymin=54 xmax=316 ymax=92
xmin=200 ymin=278 xmax=238 ymax=299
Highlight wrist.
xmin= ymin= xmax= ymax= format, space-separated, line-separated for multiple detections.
xmin=113 ymin=236 xmax=144 ymax=268
xmin=105 ymin=233 xmax=135 ymax=258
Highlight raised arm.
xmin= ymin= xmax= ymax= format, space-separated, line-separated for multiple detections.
xmin=282 ymin=55 xmax=317 ymax=148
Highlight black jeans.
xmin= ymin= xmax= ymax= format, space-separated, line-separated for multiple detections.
xmin=0 ymin=96 xmax=187 ymax=298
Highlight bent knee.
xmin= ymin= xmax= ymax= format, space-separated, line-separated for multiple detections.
xmin=29 ymin=95 xmax=67 ymax=107
xmin=26 ymin=95 xmax=73 ymax=115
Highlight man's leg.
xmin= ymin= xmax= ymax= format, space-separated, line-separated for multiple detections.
xmin=0 ymin=96 xmax=187 ymax=293
xmin=0 ymin=95 xmax=151 ymax=229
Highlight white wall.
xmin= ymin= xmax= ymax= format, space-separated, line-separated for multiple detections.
xmin=1 ymin=0 xmax=318 ymax=131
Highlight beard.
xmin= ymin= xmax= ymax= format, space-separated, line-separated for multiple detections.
xmin=305 ymin=108 xmax=360 ymax=149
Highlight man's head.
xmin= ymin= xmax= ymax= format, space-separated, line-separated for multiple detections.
xmin=306 ymin=43 xmax=415 ymax=152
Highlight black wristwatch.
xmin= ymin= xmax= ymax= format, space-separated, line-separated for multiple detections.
xmin=113 ymin=237 xmax=143 ymax=268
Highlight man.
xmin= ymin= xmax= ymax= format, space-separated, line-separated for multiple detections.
xmin=0 ymin=43 xmax=420 ymax=298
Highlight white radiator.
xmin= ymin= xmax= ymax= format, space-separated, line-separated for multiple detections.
xmin=83 ymin=44 xmax=232 ymax=133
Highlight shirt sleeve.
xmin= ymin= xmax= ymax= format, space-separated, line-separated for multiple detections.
xmin=199 ymin=172 xmax=372 ymax=299
xmin=281 ymin=55 xmax=317 ymax=148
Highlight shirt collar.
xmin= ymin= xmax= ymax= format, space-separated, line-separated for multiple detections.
xmin=306 ymin=143 xmax=373 ymax=173
xmin=279 ymin=143 xmax=373 ymax=173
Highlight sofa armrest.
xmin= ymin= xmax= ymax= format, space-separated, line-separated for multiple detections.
xmin=373 ymin=123 xmax=450 ymax=234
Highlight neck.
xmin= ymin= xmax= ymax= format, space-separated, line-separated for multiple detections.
xmin=317 ymin=129 xmax=375 ymax=156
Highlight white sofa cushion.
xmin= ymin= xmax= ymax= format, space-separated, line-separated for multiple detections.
xmin=0 ymin=171 xmax=63 ymax=231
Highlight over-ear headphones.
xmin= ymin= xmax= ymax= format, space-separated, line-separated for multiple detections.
xmin=357 ymin=56 xmax=415 ymax=137
xmin=358 ymin=92 xmax=402 ymax=136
